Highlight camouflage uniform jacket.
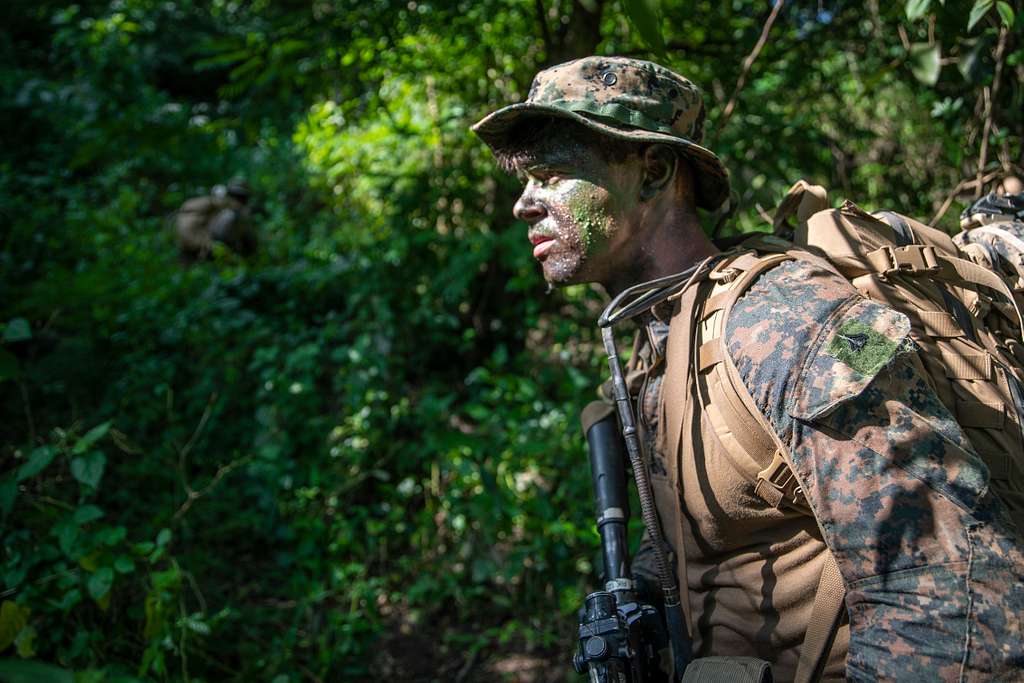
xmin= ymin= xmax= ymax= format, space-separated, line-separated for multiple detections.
xmin=634 ymin=256 xmax=1024 ymax=681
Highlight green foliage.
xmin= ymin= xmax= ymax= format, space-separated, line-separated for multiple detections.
xmin=622 ymin=0 xmax=667 ymax=57
xmin=1 ymin=0 xmax=1021 ymax=680
xmin=970 ymin=0 xmax=995 ymax=30
xmin=910 ymin=42 xmax=943 ymax=84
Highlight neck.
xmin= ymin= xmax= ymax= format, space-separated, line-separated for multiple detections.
xmin=603 ymin=204 xmax=719 ymax=297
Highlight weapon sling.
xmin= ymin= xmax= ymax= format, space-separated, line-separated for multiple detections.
xmin=596 ymin=255 xmax=724 ymax=679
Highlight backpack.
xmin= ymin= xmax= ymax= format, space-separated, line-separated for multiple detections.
xmin=664 ymin=180 xmax=1024 ymax=682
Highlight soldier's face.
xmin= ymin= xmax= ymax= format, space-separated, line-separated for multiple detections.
xmin=511 ymin=137 xmax=643 ymax=287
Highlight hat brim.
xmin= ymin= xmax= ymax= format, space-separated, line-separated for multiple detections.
xmin=472 ymin=103 xmax=730 ymax=211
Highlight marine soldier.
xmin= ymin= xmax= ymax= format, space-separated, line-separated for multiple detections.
xmin=473 ymin=56 xmax=1024 ymax=681
xmin=174 ymin=178 xmax=257 ymax=264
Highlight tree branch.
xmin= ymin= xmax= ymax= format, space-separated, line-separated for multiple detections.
xmin=712 ymin=0 xmax=785 ymax=142
xmin=929 ymin=168 xmax=1003 ymax=227
xmin=975 ymin=26 xmax=1009 ymax=198
xmin=534 ymin=0 xmax=553 ymax=58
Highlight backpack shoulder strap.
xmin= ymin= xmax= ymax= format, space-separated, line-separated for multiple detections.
xmin=666 ymin=246 xmax=848 ymax=682
xmin=689 ymin=247 xmax=812 ymax=513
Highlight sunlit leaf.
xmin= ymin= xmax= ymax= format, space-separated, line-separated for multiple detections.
xmin=0 ymin=602 xmax=28 ymax=652
xmin=996 ymin=1 xmax=1015 ymax=26
xmin=968 ymin=0 xmax=994 ymax=30
xmin=14 ymin=625 xmax=36 ymax=658
xmin=909 ymin=43 xmax=942 ymax=85
xmin=906 ymin=0 xmax=931 ymax=20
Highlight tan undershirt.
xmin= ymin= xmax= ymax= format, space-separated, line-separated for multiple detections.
xmin=629 ymin=288 xmax=849 ymax=682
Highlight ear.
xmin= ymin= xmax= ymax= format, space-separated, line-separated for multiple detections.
xmin=639 ymin=144 xmax=677 ymax=201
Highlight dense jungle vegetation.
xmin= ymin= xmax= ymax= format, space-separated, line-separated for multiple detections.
xmin=1 ymin=0 xmax=1021 ymax=681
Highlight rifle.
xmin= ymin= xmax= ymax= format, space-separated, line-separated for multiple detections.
xmin=573 ymin=256 xmax=773 ymax=683
xmin=573 ymin=402 xmax=672 ymax=682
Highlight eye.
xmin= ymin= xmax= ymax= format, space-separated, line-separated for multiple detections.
xmin=533 ymin=169 xmax=562 ymax=187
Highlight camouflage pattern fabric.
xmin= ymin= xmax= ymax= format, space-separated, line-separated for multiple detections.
xmin=472 ymin=56 xmax=730 ymax=210
xmin=954 ymin=217 xmax=1024 ymax=286
xmin=725 ymin=258 xmax=1024 ymax=681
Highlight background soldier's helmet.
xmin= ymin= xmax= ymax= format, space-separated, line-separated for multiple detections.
xmin=961 ymin=190 xmax=1024 ymax=229
xmin=226 ymin=177 xmax=251 ymax=201
xmin=472 ymin=56 xmax=730 ymax=211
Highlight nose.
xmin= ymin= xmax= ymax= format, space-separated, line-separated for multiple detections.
xmin=513 ymin=185 xmax=546 ymax=224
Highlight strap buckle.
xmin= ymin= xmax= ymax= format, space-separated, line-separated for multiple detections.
xmin=868 ymin=244 xmax=940 ymax=276
xmin=755 ymin=450 xmax=807 ymax=510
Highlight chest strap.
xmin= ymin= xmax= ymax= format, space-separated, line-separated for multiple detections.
xmin=667 ymin=246 xmax=847 ymax=682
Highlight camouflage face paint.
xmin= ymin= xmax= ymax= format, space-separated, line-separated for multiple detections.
xmin=512 ymin=137 xmax=642 ymax=286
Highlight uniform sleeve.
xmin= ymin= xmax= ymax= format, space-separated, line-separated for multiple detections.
xmin=725 ymin=259 xmax=1024 ymax=682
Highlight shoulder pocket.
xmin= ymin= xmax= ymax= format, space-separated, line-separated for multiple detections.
xmin=790 ymin=298 xmax=914 ymax=421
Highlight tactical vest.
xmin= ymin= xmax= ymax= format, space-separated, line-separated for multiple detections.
xmin=659 ymin=182 xmax=1024 ymax=682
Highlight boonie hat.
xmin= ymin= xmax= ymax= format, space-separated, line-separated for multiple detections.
xmin=473 ymin=56 xmax=730 ymax=210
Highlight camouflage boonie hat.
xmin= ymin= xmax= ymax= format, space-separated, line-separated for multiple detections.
xmin=226 ymin=177 xmax=250 ymax=198
xmin=473 ymin=56 xmax=730 ymax=210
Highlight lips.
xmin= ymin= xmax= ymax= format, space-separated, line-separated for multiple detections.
xmin=529 ymin=233 xmax=556 ymax=259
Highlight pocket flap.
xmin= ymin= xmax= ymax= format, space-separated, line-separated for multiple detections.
xmin=790 ymin=298 xmax=913 ymax=421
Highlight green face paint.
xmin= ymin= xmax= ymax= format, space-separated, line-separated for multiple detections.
xmin=566 ymin=184 xmax=615 ymax=255
xmin=512 ymin=139 xmax=641 ymax=287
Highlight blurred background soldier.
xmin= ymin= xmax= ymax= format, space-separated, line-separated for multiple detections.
xmin=174 ymin=177 xmax=257 ymax=264
xmin=997 ymin=174 xmax=1024 ymax=196
xmin=956 ymin=175 xmax=1024 ymax=293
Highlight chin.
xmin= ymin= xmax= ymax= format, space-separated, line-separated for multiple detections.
xmin=540 ymin=254 xmax=597 ymax=288
xmin=542 ymin=267 xmax=584 ymax=288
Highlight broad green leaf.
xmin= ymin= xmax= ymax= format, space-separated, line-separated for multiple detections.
xmin=997 ymin=1 xmax=1015 ymax=26
xmin=73 ymin=421 xmax=111 ymax=455
xmin=0 ymin=659 xmax=73 ymax=683
xmin=113 ymin=556 xmax=135 ymax=574
xmin=0 ymin=602 xmax=28 ymax=652
xmin=131 ymin=541 xmax=155 ymax=556
xmin=14 ymin=625 xmax=36 ymax=658
xmin=70 ymin=452 xmax=106 ymax=489
xmin=16 ymin=447 xmax=55 ymax=482
xmin=622 ymin=0 xmax=666 ymax=57
xmin=958 ymin=38 xmax=988 ymax=82
xmin=56 ymin=522 xmax=79 ymax=557
xmin=0 ymin=349 xmax=18 ymax=382
xmin=73 ymin=669 xmax=106 ymax=683
xmin=156 ymin=528 xmax=172 ymax=548
xmin=78 ymin=553 xmax=100 ymax=572
xmin=2 ymin=319 xmax=31 ymax=343
xmin=86 ymin=568 xmax=114 ymax=602
xmin=909 ymin=43 xmax=942 ymax=85
xmin=73 ymin=505 xmax=104 ymax=525
xmin=97 ymin=526 xmax=126 ymax=546
xmin=906 ymin=0 xmax=931 ymax=20
xmin=54 ymin=590 xmax=80 ymax=612
xmin=968 ymin=0 xmax=993 ymax=30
